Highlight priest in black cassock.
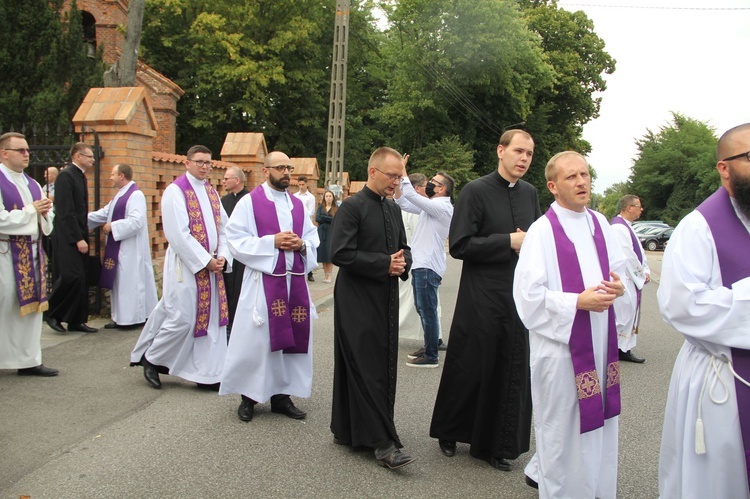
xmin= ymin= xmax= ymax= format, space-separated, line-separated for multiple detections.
xmin=330 ymin=147 xmax=414 ymax=470
xmin=430 ymin=129 xmax=541 ymax=471
xmin=221 ymin=166 xmax=249 ymax=335
xmin=45 ymin=143 xmax=98 ymax=333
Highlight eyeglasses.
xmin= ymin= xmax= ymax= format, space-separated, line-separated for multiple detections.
xmin=78 ymin=153 xmax=94 ymax=158
xmin=268 ymin=165 xmax=294 ymax=173
xmin=190 ymin=159 xmax=214 ymax=168
xmin=373 ymin=167 xmax=401 ymax=182
xmin=722 ymin=150 xmax=750 ymax=162
xmin=4 ymin=148 xmax=31 ymax=155
xmin=629 ymin=204 xmax=642 ymax=209
xmin=430 ymin=178 xmax=444 ymax=187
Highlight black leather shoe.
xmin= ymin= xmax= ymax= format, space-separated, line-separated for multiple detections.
xmin=104 ymin=321 xmax=119 ymax=329
xmin=141 ymin=356 xmax=161 ymax=389
xmin=378 ymin=450 xmax=416 ymax=470
xmin=489 ymin=456 xmax=512 ymax=471
xmin=307 ymin=272 xmax=315 ymax=282
xmin=196 ymin=382 xmax=220 ymax=391
xmin=17 ymin=364 xmax=59 ymax=377
xmin=333 ymin=436 xmax=351 ymax=446
xmin=619 ymin=350 xmax=645 ymax=363
xmin=525 ymin=475 xmax=539 ymax=489
xmin=68 ymin=323 xmax=98 ymax=333
xmin=272 ymin=400 xmax=307 ymax=419
xmin=44 ymin=316 xmax=66 ymax=332
xmin=238 ymin=398 xmax=255 ymax=422
xmin=438 ymin=440 xmax=456 ymax=457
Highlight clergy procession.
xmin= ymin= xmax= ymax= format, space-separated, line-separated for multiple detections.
xmin=3 ymin=124 xmax=750 ymax=498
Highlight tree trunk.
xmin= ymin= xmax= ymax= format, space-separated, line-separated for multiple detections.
xmin=103 ymin=0 xmax=146 ymax=87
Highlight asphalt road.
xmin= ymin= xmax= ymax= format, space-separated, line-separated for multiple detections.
xmin=1 ymin=252 xmax=681 ymax=498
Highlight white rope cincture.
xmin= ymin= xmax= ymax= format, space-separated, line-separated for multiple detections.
xmin=252 ymin=270 xmax=264 ymax=326
xmin=695 ymin=354 xmax=749 ymax=454
xmin=176 ymin=257 xmax=183 ymax=283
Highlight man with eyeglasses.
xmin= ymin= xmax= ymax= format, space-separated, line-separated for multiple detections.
xmin=0 ymin=132 xmax=57 ymax=376
xmin=330 ymin=147 xmax=415 ymax=470
xmin=87 ymin=164 xmax=157 ymax=330
xmin=394 ymin=157 xmax=454 ymax=369
xmin=131 ymin=145 xmax=233 ymax=391
xmin=430 ymin=129 xmax=541 ymax=471
xmin=45 ymin=142 xmax=98 ymax=334
xmin=658 ymin=123 xmax=750 ymax=497
xmin=221 ymin=166 xmax=249 ymax=334
xmin=220 ymin=151 xmax=318 ymax=423
xmin=293 ymin=175 xmax=317 ymax=282
xmin=610 ymin=195 xmax=650 ymax=364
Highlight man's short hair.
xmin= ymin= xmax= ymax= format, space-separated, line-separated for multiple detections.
xmin=369 ymin=147 xmax=402 ymax=167
xmin=499 ymin=129 xmax=533 ymax=148
xmin=545 ymin=151 xmax=587 ymax=181
xmin=618 ymin=194 xmax=639 ymax=213
xmin=409 ymin=173 xmax=427 ymax=187
xmin=186 ymin=145 xmax=211 ymax=159
xmin=436 ymin=171 xmax=455 ymax=198
xmin=298 ymin=175 xmax=308 ymax=183
xmin=717 ymin=123 xmax=750 ymax=161
xmin=228 ymin=166 xmax=246 ymax=183
xmin=117 ymin=163 xmax=133 ymax=181
xmin=0 ymin=132 xmax=25 ymax=149
xmin=70 ymin=142 xmax=91 ymax=158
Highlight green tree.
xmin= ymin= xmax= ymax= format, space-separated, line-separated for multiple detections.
xmin=0 ymin=0 xmax=104 ymax=140
xmin=628 ymin=113 xmax=719 ymax=225
xmin=407 ymin=135 xmax=478 ymax=195
xmin=597 ymin=181 xmax=629 ymax=219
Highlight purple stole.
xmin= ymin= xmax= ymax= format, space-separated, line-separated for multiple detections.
xmin=173 ymin=175 xmax=229 ymax=337
xmin=0 ymin=171 xmax=48 ymax=316
xmin=99 ymin=183 xmax=138 ymax=289
xmin=546 ymin=207 xmax=621 ymax=433
xmin=610 ymin=216 xmax=644 ymax=329
xmin=249 ymin=186 xmax=310 ymax=354
xmin=696 ymin=187 xmax=750 ymax=485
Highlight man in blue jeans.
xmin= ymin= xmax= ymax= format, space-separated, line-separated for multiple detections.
xmin=395 ymin=156 xmax=454 ymax=368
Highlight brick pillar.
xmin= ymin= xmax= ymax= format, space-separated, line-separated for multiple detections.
xmin=220 ymin=132 xmax=268 ymax=191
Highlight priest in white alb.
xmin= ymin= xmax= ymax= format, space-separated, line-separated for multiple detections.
xmin=0 ymin=132 xmax=57 ymax=377
xmin=658 ymin=123 xmax=750 ymax=498
xmin=220 ymin=151 xmax=318 ymax=422
xmin=130 ymin=145 xmax=232 ymax=390
xmin=88 ymin=164 xmax=157 ymax=329
xmin=513 ymin=151 xmax=628 ymax=498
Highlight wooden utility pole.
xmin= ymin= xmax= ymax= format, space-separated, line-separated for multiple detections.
xmin=324 ymin=0 xmax=350 ymax=189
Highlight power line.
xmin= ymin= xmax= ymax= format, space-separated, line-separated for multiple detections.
xmin=559 ymin=3 xmax=750 ymax=10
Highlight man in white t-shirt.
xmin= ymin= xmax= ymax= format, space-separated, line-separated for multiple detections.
xmin=294 ymin=175 xmax=317 ymax=282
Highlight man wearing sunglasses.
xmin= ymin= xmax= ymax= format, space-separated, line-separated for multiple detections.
xmin=131 ymin=145 xmax=232 ymax=391
xmin=658 ymin=123 xmax=750 ymax=498
xmin=0 ymin=132 xmax=57 ymax=376
xmin=221 ymin=151 xmax=318 ymax=422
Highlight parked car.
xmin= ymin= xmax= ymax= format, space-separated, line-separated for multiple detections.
xmin=632 ymin=221 xmax=670 ymax=234
xmin=637 ymin=226 xmax=673 ymax=251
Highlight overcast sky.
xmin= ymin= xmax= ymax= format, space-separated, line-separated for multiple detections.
xmin=558 ymin=0 xmax=750 ymax=193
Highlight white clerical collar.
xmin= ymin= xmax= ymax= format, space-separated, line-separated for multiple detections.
xmin=186 ymin=172 xmax=205 ymax=186
xmin=71 ymin=162 xmax=86 ymax=174
xmin=508 ymin=181 xmax=517 ymax=188
xmin=0 ymin=163 xmax=27 ymax=182
xmin=552 ymin=201 xmax=595 ymax=235
xmin=118 ymin=180 xmax=135 ymax=194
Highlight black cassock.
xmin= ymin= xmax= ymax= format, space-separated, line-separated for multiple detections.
xmin=430 ymin=171 xmax=541 ymax=463
xmin=330 ymin=186 xmax=411 ymax=449
xmin=221 ymin=188 xmax=249 ymax=328
xmin=48 ymin=165 xmax=90 ymax=324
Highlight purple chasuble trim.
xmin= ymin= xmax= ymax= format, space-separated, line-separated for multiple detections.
xmin=173 ymin=175 xmax=229 ymax=338
xmin=99 ymin=183 xmax=138 ymax=289
xmin=249 ymin=186 xmax=310 ymax=354
xmin=0 ymin=172 xmax=48 ymax=316
xmin=545 ymin=207 xmax=621 ymax=433
xmin=696 ymin=186 xmax=750 ymax=485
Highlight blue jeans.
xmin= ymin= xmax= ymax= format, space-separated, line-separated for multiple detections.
xmin=412 ymin=268 xmax=441 ymax=361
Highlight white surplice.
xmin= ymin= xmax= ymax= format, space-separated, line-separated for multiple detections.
xmin=398 ymin=210 xmax=422 ymax=340
xmin=220 ymin=183 xmax=319 ymax=403
xmin=88 ymin=181 xmax=157 ymax=325
xmin=610 ymin=215 xmax=650 ymax=352
xmin=130 ymin=173 xmax=232 ymax=384
xmin=657 ymin=203 xmax=750 ymax=499
xmin=0 ymin=164 xmax=54 ymax=369
xmin=513 ymin=202 xmax=628 ymax=499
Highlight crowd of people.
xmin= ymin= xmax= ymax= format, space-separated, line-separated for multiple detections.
xmin=2 ymin=123 xmax=750 ymax=497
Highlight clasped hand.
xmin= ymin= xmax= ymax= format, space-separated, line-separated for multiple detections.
xmin=389 ymin=249 xmax=407 ymax=277
xmin=576 ymin=271 xmax=625 ymax=313
xmin=274 ymin=231 xmax=304 ymax=252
